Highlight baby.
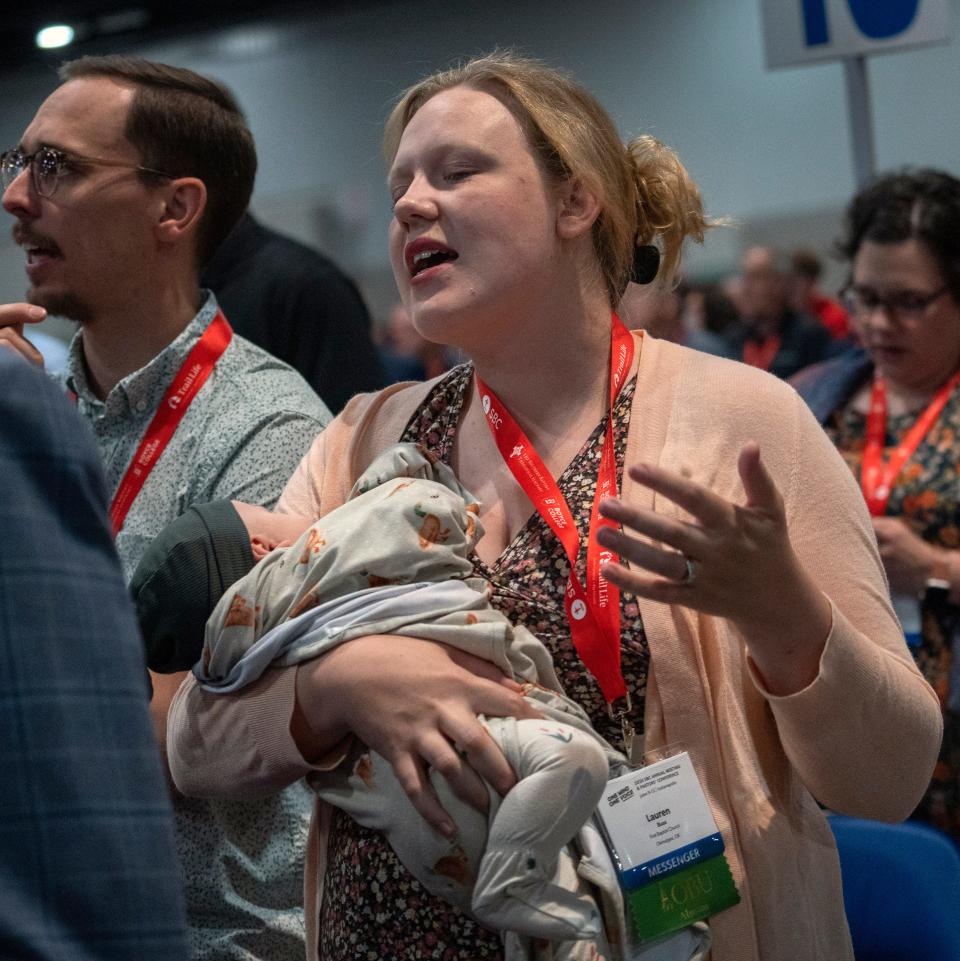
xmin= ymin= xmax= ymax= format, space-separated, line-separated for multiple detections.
xmin=133 ymin=444 xmax=627 ymax=955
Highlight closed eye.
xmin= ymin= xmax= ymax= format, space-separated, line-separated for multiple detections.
xmin=443 ymin=167 xmax=475 ymax=184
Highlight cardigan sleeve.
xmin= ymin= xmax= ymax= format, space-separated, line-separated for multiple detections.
xmin=168 ymin=666 xmax=329 ymax=798
xmin=167 ymin=378 xmax=441 ymax=799
xmin=749 ymin=390 xmax=943 ymax=820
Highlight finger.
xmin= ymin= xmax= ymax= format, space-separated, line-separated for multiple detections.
xmin=0 ymin=303 xmax=46 ymax=328
xmin=737 ymin=443 xmax=782 ymax=515
xmin=596 ymin=525 xmax=688 ymax=581
xmin=598 ymin=497 xmax=706 ymax=556
xmin=391 ymin=752 xmax=458 ymax=838
xmin=418 ymin=730 xmax=490 ymax=815
xmin=601 ymin=560 xmax=699 ymax=606
xmin=0 ymin=329 xmax=45 ymax=367
xmin=625 ymin=462 xmax=730 ymax=527
xmin=443 ymin=714 xmax=518 ymax=798
xmin=445 ymin=645 xmax=520 ymax=686
xmin=871 ymin=519 xmax=894 ymax=544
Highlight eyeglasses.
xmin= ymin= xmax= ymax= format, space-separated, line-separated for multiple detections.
xmin=0 ymin=145 xmax=172 ymax=199
xmin=842 ymin=284 xmax=952 ymax=321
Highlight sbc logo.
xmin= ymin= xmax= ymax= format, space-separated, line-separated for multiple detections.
xmin=482 ymin=395 xmax=491 ymax=414
xmin=570 ymin=599 xmax=587 ymax=621
xmin=803 ymin=0 xmax=920 ymax=46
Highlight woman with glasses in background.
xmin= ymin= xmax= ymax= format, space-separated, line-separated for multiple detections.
xmin=794 ymin=168 xmax=960 ymax=842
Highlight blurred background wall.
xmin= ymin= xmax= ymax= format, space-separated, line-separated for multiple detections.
xmin=1 ymin=0 xmax=958 ymax=331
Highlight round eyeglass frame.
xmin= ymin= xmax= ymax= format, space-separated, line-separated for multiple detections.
xmin=0 ymin=145 xmax=173 ymax=199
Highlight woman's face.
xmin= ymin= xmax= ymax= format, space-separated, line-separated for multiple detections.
xmin=387 ymin=86 xmax=562 ymax=349
xmin=851 ymin=237 xmax=960 ymax=394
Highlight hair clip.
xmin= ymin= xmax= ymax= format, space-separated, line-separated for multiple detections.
xmin=631 ymin=244 xmax=660 ymax=284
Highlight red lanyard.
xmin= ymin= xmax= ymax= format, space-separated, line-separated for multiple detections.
xmin=861 ymin=371 xmax=960 ymax=516
xmin=474 ymin=315 xmax=634 ymax=705
xmin=109 ymin=312 xmax=233 ymax=534
xmin=743 ymin=336 xmax=781 ymax=371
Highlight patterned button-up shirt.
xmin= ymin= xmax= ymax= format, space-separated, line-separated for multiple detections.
xmin=62 ymin=292 xmax=331 ymax=579
xmin=61 ymin=292 xmax=331 ymax=960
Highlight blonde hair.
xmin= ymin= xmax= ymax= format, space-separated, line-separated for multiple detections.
xmin=383 ymin=51 xmax=710 ymax=304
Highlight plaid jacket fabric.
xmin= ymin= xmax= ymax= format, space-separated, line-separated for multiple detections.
xmin=0 ymin=353 xmax=187 ymax=960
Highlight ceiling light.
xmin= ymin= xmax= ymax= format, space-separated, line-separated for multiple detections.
xmin=36 ymin=25 xmax=75 ymax=49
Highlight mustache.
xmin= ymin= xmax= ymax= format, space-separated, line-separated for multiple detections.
xmin=11 ymin=223 xmax=61 ymax=256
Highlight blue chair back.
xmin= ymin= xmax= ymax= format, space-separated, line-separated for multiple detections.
xmin=828 ymin=815 xmax=960 ymax=961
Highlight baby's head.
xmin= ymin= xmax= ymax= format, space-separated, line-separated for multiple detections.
xmin=231 ymin=501 xmax=314 ymax=560
xmin=130 ymin=500 xmax=313 ymax=673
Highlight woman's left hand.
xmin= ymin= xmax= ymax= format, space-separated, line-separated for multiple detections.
xmin=597 ymin=442 xmax=832 ymax=695
xmin=872 ymin=516 xmax=939 ymax=596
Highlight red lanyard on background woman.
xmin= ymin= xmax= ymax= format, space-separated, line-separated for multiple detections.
xmin=474 ymin=314 xmax=635 ymax=745
xmin=109 ymin=312 xmax=233 ymax=534
xmin=742 ymin=335 xmax=781 ymax=371
xmin=861 ymin=370 xmax=960 ymax=516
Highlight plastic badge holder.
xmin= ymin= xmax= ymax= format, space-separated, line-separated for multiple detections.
xmin=595 ymin=748 xmax=740 ymax=944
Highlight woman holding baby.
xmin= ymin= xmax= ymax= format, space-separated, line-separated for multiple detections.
xmin=168 ymin=53 xmax=941 ymax=960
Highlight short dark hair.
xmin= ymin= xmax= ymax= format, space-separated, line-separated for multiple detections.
xmin=790 ymin=248 xmax=822 ymax=282
xmin=59 ymin=56 xmax=256 ymax=266
xmin=837 ymin=168 xmax=960 ymax=301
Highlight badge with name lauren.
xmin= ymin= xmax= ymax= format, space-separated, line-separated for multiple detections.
xmin=595 ymin=751 xmax=740 ymax=942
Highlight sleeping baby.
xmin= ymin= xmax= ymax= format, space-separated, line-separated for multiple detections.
xmin=134 ymin=443 xmax=632 ymax=959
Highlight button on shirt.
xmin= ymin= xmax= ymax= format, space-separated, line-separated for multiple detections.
xmin=61 ymin=292 xmax=331 ymax=960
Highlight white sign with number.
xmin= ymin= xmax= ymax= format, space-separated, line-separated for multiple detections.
xmin=762 ymin=0 xmax=952 ymax=69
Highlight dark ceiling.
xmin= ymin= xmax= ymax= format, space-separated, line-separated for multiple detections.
xmin=1 ymin=1 xmax=383 ymax=75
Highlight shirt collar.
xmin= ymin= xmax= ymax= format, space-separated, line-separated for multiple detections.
xmin=64 ymin=291 xmax=220 ymax=417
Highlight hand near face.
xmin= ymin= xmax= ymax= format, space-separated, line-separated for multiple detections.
xmin=0 ymin=303 xmax=47 ymax=367
xmin=292 ymin=635 xmax=540 ymax=837
xmin=597 ymin=443 xmax=832 ymax=695
xmin=872 ymin=516 xmax=940 ymax=596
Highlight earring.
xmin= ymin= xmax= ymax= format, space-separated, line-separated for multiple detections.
xmin=631 ymin=245 xmax=660 ymax=284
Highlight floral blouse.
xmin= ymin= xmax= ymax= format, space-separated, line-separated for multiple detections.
xmin=318 ymin=364 xmax=648 ymax=959
xmin=826 ymin=395 xmax=960 ymax=839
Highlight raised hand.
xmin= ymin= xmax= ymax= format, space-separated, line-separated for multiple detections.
xmin=597 ymin=442 xmax=832 ymax=695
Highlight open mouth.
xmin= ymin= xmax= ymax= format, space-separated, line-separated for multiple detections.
xmin=406 ymin=241 xmax=458 ymax=278
xmin=26 ymin=244 xmax=61 ymax=264
xmin=13 ymin=225 xmax=62 ymax=264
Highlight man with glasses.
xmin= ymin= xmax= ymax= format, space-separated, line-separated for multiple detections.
xmin=0 ymin=56 xmax=330 ymax=961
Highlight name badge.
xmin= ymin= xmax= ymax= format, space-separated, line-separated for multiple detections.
xmin=595 ymin=751 xmax=740 ymax=942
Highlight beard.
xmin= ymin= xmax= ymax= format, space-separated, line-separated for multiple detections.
xmin=27 ymin=288 xmax=93 ymax=326
xmin=14 ymin=223 xmax=92 ymax=324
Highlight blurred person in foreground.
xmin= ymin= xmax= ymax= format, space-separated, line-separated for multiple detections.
xmin=0 ymin=351 xmax=187 ymax=961
xmin=789 ymin=247 xmax=852 ymax=342
xmin=793 ymin=168 xmax=960 ymax=842
xmin=724 ymin=245 xmax=835 ymax=378
xmin=167 ymin=53 xmax=940 ymax=961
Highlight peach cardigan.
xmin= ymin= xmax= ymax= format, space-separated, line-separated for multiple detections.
xmin=168 ymin=334 xmax=942 ymax=961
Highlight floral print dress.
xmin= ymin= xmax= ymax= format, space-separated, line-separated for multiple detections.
xmin=826 ymin=394 xmax=960 ymax=840
xmin=318 ymin=364 xmax=649 ymax=959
